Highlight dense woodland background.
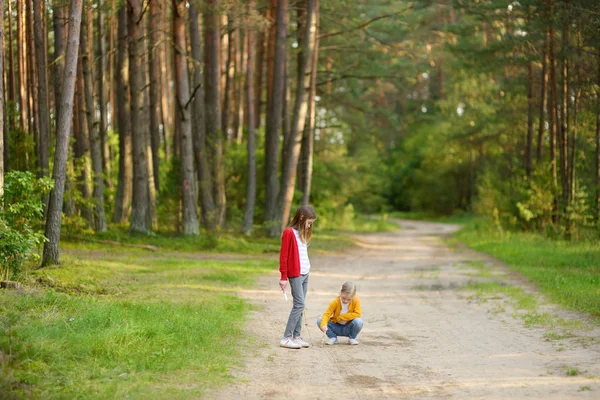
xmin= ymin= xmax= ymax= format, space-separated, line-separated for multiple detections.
xmin=0 ymin=0 xmax=600 ymax=273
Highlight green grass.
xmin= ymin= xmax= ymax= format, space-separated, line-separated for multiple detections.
xmin=453 ymin=220 xmax=600 ymax=322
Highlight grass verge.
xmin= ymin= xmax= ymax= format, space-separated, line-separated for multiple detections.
xmin=452 ymin=219 xmax=600 ymax=322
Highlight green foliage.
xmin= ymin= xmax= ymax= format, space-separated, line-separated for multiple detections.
xmin=0 ymin=172 xmax=53 ymax=280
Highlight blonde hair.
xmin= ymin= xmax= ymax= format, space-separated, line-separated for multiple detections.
xmin=341 ymin=281 xmax=357 ymax=297
xmin=288 ymin=205 xmax=316 ymax=244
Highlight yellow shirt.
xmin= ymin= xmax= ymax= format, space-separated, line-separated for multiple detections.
xmin=319 ymin=296 xmax=361 ymax=329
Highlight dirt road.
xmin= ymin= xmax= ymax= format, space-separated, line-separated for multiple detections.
xmin=208 ymin=220 xmax=600 ymax=399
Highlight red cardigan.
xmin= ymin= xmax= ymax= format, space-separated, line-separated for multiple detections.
xmin=279 ymin=228 xmax=302 ymax=280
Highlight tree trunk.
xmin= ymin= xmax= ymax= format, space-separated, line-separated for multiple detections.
xmin=113 ymin=5 xmax=132 ymax=223
xmin=525 ymin=61 xmax=534 ymax=177
xmin=161 ymin=0 xmax=173 ymax=164
xmin=234 ymin=24 xmax=245 ymax=144
xmin=537 ymin=32 xmax=549 ymax=164
xmin=242 ymin=0 xmax=257 ymax=235
xmin=173 ymin=0 xmax=199 ymax=235
xmin=76 ymin=58 xmax=94 ymax=227
xmin=254 ymin=26 xmax=266 ymax=130
xmin=277 ymin=0 xmax=316 ymax=231
xmin=0 ymin=0 xmax=4 ymax=199
xmin=34 ymin=0 xmax=50 ymax=184
xmin=28 ymin=1 xmax=39 ymax=174
xmin=97 ymin=0 xmax=111 ymax=189
xmin=300 ymin=0 xmax=319 ymax=205
xmin=148 ymin=0 xmax=162 ymax=192
xmin=128 ymin=0 xmax=151 ymax=234
xmin=43 ymin=0 xmax=84 ymax=266
xmin=17 ymin=0 xmax=29 ymax=134
xmin=204 ymin=0 xmax=226 ymax=228
xmin=189 ymin=3 xmax=217 ymax=231
xmin=52 ymin=3 xmax=68 ymax=117
xmin=559 ymin=5 xmax=569 ymax=209
xmin=265 ymin=0 xmax=288 ymax=235
xmin=548 ymin=12 xmax=559 ymax=222
xmin=222 ymin=11 xmax=235 ymax=142
xmin=82 ymin=6 xmax=107 ymax=233
xmin=596 ymin=50 xmax=600 ymax=223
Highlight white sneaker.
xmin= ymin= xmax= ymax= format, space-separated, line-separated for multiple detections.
xmin=293 ymin=336 xmax=310 ymax=347
xmin=326 ymin=337 xmax=338 ymax=345
xmin=349 ymin=338 xmax=359 ymax=345
xmin=280 ymin=337 xmax=301 ymax=349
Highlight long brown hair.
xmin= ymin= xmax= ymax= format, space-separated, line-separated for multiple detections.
xmin=288 ymin=205 xmax=316 ymax=244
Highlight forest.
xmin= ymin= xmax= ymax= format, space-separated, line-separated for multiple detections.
xmin=1 ymin=0 xmax=600 ymax=276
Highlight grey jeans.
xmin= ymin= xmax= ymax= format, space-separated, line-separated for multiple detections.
xmin=283 ymin=273 xmax=309 ymax=338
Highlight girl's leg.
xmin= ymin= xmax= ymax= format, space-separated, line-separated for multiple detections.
xmin=342 ymin=318 xmax=363 ymax=339
xmin=292 ymin=274 xmax=309 ymax=337
xmin=326 ymin=321 xmax=345 ymax=338
xmin=283 ymin=276 xmax=306 ymax=338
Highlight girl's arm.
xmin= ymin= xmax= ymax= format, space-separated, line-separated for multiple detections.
xmin=279 ymin=229 xmax=292 ymax=280
xmin=319 ymin=299 xmax=338 ymax=329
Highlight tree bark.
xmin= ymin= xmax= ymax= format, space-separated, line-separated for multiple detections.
xmin=76 ymin=57 xmax=94 ymax=227
xmin=173 ymin=0 xmax=199 ymax=235
xmin=0 ymin=0 xmax=4 ymax=199
xmin=113 ymin=5 xmax=132 ymax=223
xmin=204 ymin=0 xmax=226 ymax=228
xmin=265 ymin=0 xmax=288 ymax=235
xmin=17 ymin=0 xmax=29 ymax=134
xmin=148 ymin=0 xmax=162 ymax=192
xmin=189 ymin=3 xmax=217 ymax=231
xmin=82 ymin=6 xmax=107 ymax=233
xmin=43 ymin=0 xmax=84 ymax=266
xmin=34 ymin=0 xmax=50 ymax=184
xmin=277 ymin=0 xmax=316 ymax=231
xmin=596 ymin=50 xmax=600 ymax=223
xmin=559 ymin=4 xmax=570 ymax=209
xmin=300 ymin=0 xmax=319 ymax=206
xmin=243 ymin=0 xmax=257 ymax=235
xmin=537 ymin=32 xmax=549 ymax=164
xmin=97 ymin=0 xmax=111 ymax=189
xmin=525 ymin=61 xmax=534 ymax=177
xmin=548 ymin=7 xmax=559 ymax=221
xmin=222 ymin=11 xmax=235 ymax=142
xmin=128 ymin=0 xmax=151 ymax=234
xmin=254 ymin=25 xmax=266 ymax=130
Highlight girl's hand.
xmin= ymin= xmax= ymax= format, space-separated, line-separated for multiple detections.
xmin=279 ymin=280 xmax=288 ymax=291
xmin=321 ymin=326 xmax=328 ymax=333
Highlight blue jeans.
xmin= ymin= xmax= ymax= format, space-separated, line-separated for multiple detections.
xmin=283 ymin=274 xmax=309 ymax=338
xmin=316 ymin=316 xmax=363 ymax=339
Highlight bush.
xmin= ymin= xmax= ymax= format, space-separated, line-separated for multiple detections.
xmin=0 ymin=171 xmax=53 ymax=280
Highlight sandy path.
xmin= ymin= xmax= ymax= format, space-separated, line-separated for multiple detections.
xmin=207 ymin=220 xmax=600 ymax=399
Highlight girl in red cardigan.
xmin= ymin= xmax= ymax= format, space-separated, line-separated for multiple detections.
xmin=279 ymin=205 xmax=317 ymax=349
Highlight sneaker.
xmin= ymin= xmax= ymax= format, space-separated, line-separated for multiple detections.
xmin=349 ymin=338 xmax=359 ymax=345
xmin=326 ymin=337 xmax=338 ymax=345
xmin=293 ymin=336 xmax=310 ymax=348
xmin=280 ymin=337 xmax=301 ymax=349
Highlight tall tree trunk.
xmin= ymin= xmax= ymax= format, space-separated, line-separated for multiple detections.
xmin=34 ymin=0 xmax=50 ymax=184
xmin=43 ymin=0 xmax=84 ymax=266
xmin=537 ymin=32 xmax=549 ymax=164
xmin=173 ymin=0 xmax=199 ymax=235
xmin=300 ymin=0 xmax=319 ymax=205
xmin=189 ymin=3 xmax=216 ymax=231
xmin=28 ymin=1 xmax=39 ymax=174
xmin=0 ymin=0 xmax=4 ymax=199
xmin=525 ymin=61 xmax=534 ymax=177
xmin=148 ymin=0 xmax=162 ymax=192
xmin=276 ymin=0 xmax=316 ymax=231
xmin=265 ymin=0 xmax=288 ymax=235
xmin=222 ymin=11 xmax=234 ymax=142
xmin=53 ymin=3 xmax=67 ymax=121
xmin=17 ymin=0 xmax=28 ymax=134
xmin=243 ymin=0 xmax=257 ymax=235
xmin=559 ymin=4 xmax=570 ymax=209
xmin=234 ymin=25 xmax=245 ymax=144
xmin=204 ymin=0 xmax=226 ymax=228
xmin=113 ymin=5 xmax=132 ymax=223
xmin=160 ymin=0 xmax=172 ymax=163
xmin=82 ymin=6 xmax=107 ymax=233
xmin=254 ymin=25 xmax=266 ymax=130
xmin=97 ymin=0 xmax=111 ymax=189
xmin=76 ymin=59 xmax=94 ymax=227
xmin=128 ymin=0 xmax=151 ymax=234
xmin=548 ymin=13 xmax=559 ymax=222
xmin=596 ymin=50 xmax=600 ymax=223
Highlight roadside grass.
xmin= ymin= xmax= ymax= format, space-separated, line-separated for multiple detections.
xmin=0 ymin=248 xmax=273 ymax=399
xmin=452 ymin=220 xmax=600 ymax=322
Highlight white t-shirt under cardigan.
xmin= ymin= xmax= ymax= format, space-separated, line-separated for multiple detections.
xmin=292 ymin=228 xmax=311 ymax=275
